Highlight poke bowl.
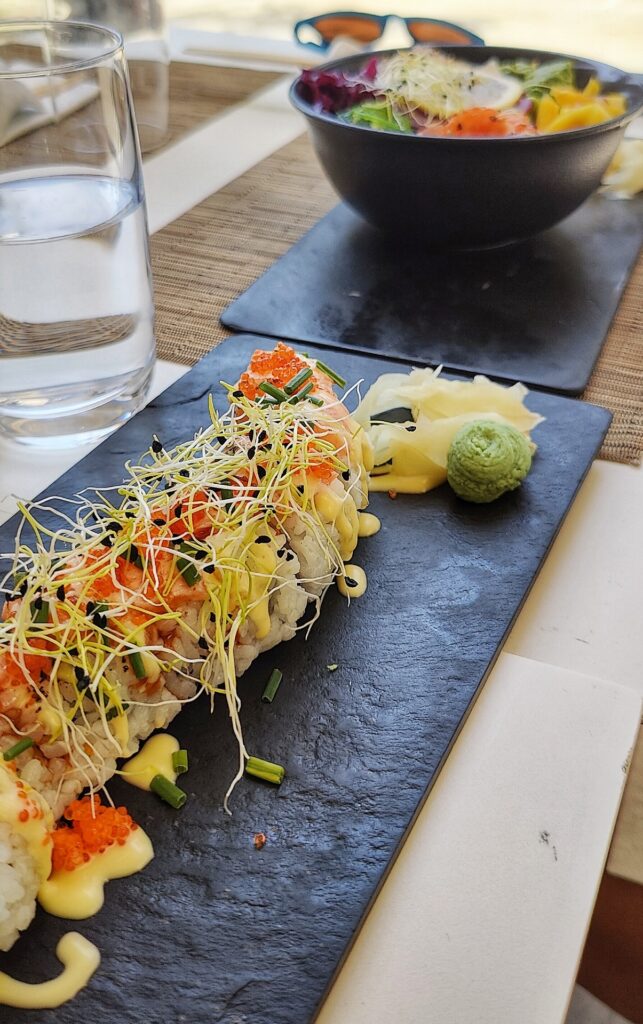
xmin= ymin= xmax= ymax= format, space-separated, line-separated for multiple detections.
xmin=290 ymin=45 xmax=643 ymax=248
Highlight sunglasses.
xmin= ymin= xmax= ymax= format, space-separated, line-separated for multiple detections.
xmin=294 ymin=11 xmax=484 ymax=51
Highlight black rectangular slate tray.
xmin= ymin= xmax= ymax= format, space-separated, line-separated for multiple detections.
xmin=222 ymin=196 xmax=643 ymax=395
xmin=0 ymin=335 xmax=611 ymax=1024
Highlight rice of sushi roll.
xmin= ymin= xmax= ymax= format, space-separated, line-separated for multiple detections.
xmin=0 ymin=760 xmax=53 ymax=951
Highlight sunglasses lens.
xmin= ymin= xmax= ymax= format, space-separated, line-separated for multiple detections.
xmin=407 ymin=21 xmax=476 ymax=45
xmin=312 ymin=14 xmax=383 ymax=44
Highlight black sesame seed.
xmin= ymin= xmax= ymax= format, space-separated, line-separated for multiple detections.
xmin=69 ymin=647 xmax=78 ymax=657
xmin=232 ymin=390 xmax=244 ymax=399
xmin=296 ymin=486 xmax=304 ymax=495
xmin=74 ymin=665 xmax=85 ymax=681
xmin=406 ymin=425 xmax=417 ymax=432
xmin=342 ymin=470 xmax=351 ymax=481
xmin=193 ymin=549 xmax=207 ymax=560
xmin=33 ymin=595 xmax=43 ymax=611
xmin=256 ymin=466 xmax=267 ymax=480
xmin=78 ymin=675 xmax=91 ymax=691
xmin=151 ymin=438 xmax=163 ymax=453
xmin=209 ymin=613 xmax=216 ymax=622
xmin=216 ymin=435 xmax=226 ymax=445
xmin=344 ymin=577 xmax=358 ymax=589
xmin=107 ymin=520 xmax=122 ymax=532
xmin=198 ymin=636 xmax=209 ymax=651
xmin=153 ymin=518 xmax=165 ymax=527
xmin=101 ymin=536 xmax=114 ymax=548
xmin=56 ymin=585 xmax=65 ymax=602
xmin=257 ymin=431 xmax=268 ymax=444
xmin=174 ymin=504 xmax=183 ymax=518
xmin=19 ymin=581 xmax=28 ymax=596
xmin=277 ymin=548 xmax=286 ymax=558
xmin=87 ymin=601 xmax=96 ymax=615
xmin=203 ymin=564 xmax=216 ymax=574
xmin=179 ymin=469 xmax=189 ymax=478
xmin=247 ymin=446 xmax=256 ymax=460
xmin=286 ymin=551 xmax=295 ymax=561
xmin=255 ymin=535 xmax=271 ymax=544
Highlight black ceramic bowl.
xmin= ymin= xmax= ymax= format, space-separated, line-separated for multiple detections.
xmin=290 ymin=46 xmax=643 ymax=248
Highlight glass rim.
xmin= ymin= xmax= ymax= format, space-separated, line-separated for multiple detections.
xmin=0 ymin=19 xmax=123 ymax=79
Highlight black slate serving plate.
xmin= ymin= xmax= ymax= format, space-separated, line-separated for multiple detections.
xmin=221 ymin=196 xmax=643 ymax=395
xmin=0 ymin=335 xmax=610 ymax=1024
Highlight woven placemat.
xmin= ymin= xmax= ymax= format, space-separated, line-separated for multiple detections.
xmin=150 ymin=133 xmax=642 ymax=465
xmin=158 ymin=62 xmax=281 ymax=152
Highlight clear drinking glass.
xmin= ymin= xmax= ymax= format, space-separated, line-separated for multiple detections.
xmin=0 ymin=20 xmax=155 ymax=446
xmin=0 ymin=1 xmax=170 ymax=153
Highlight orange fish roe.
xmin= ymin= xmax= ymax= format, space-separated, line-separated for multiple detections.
xmin=13 ymin=778 xmax=46 ymax=822
xmin=52 ymin=795 xmax=138 ymax=873
xmin=238 ymin=342 xmax=309 ymax=401
xmin=308 ymin=462 xmax=336 ymax=485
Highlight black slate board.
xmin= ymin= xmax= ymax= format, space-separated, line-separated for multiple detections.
xmin=222 ymin=196 xmax=643 ymax=395
xmin=0 ymin=336 xmax=611 ymax=1024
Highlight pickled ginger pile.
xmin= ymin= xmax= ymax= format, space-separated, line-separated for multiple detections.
xmin=355 ymin=366 xmax=543 ymax=494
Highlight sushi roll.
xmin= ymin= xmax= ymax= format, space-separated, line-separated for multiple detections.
xmin=0 ymin=343 xmax=372 ymax=814
xmin=0 ymin=760 xmax=53 ymax=951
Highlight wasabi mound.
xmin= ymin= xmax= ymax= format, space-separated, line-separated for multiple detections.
xmin=447 ymin=420 xmax=533 ymax=503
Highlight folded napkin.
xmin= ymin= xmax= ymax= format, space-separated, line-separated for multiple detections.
xmin=0 ymin=66 xmax=98 ymax=148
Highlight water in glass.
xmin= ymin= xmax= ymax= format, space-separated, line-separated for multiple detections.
xmin=0 ymin=22 xmax=155 ymax=446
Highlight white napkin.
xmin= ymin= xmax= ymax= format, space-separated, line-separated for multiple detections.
xmin=0 ymin=67 xmax=98 ymax=148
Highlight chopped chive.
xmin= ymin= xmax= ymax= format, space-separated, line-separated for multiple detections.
xmin=176 ymin=544 xmax=200 ymax=587
xmin=288 ymin=381 xmax=314 ymax=404
xmin=215 ymin=481 xmax=234 ymax=503
xmin=129 ymin=651 xmax=146 ymax=679
xmin=3 ymin=737 xmax=34 ymax=761
xmin=245 ymin=756 xmax=285 ymax=785
xmin=262 ymin=669 xmax=282 ymax=703
xmin=172 ymin=749 xmax=189 ymax=774
xmin=150 ymin=773 xmax=187 ymax=809
xmin=31 ymin=599 xmax=49 ymax=624
xmin=309 ymin=396 xmax=324 ymax=407
xmin=258 ymin=396 xmax=278 ymax=409
xmin=284 ymin=367 xmax=313 ymax=395
xmin=315 ymin=360 xmax=346 ymax=388
xmin=258 ymin=382 xmax=288 ymax=403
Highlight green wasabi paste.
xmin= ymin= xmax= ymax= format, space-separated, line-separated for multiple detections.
xmin=446 ymin=420 xmax=533 ymax=503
